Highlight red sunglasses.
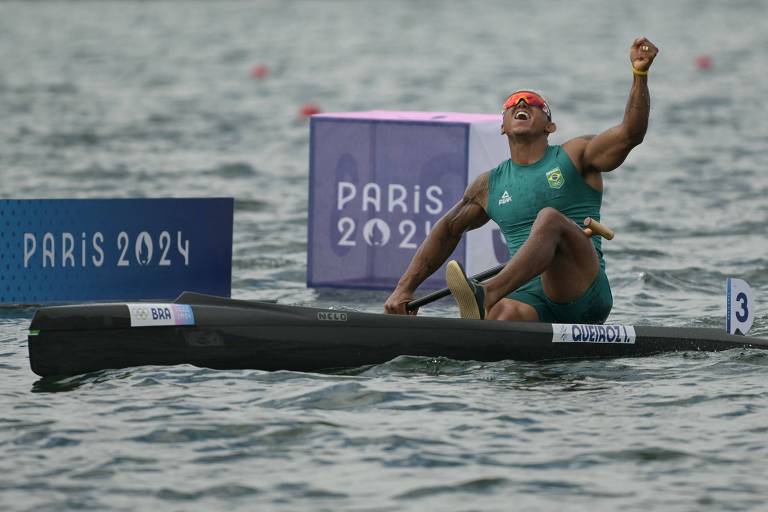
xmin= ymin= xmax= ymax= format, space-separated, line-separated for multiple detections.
xmin=503 ymin=91 xmax=551 ymax=119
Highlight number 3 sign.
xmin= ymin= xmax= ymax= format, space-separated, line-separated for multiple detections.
xmin=727 ymin=278 xmax=756 ymax=335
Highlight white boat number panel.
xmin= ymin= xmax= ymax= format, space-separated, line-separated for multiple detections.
xmin=127 ymin=303 xmax=196 ymax=327
xmin=552 ymin=323 xmax=636 ymax=344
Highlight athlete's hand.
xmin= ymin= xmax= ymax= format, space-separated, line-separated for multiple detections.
xmin=630 ymin=37 xmax=659 ymax=73
xmin=384 ymin=288 xmax=417 ymax=315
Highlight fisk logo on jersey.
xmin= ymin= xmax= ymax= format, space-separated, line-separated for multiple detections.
xmin=546 ymin=167 xmax=564 ymax=189
xmin=498 ymin=190 xmax=512 ymax=205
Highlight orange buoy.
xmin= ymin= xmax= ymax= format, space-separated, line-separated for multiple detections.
xmin=695 ymin=55 xmax=713 ymax=71
xmin=299 ymin=102 xmax=322 ymax=119
xmin=250 ymin=65 xmax=270 ymax=79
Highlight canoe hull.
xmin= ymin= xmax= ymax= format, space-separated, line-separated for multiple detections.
xmin=28 ymin=292 xmax=768 ymax=377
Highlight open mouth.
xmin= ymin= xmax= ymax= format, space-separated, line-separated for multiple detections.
xmin=513 ymin=110 xmax=530 ymax=121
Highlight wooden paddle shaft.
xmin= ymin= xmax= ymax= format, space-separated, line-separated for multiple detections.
xmin=583 ymin=217 xmax=614 ymax=240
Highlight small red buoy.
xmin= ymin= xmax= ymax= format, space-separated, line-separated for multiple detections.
xmin=695 ymin=55 xmax=713 ymax=71
xmin=250 ymin=64 xmax=270 ymax=79
xmin=299 ymin=102 xmax=322 ymax=119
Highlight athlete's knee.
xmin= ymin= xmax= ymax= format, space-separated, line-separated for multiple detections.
xmin=532 ymin=207 xmax=567 ymax=232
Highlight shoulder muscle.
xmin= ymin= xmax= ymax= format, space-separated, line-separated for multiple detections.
xmin=442 ymin=171 xmax=490 ymax=234
xmin=464 ymin=171 xmax=490 ymax=210
xmin=562 ymin=136 xmax=594 ymax=173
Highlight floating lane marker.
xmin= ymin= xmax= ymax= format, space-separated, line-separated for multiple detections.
xmin=552 ymin=323 xmax=636 ymax=344
xmin=127 ymin=304 xmax=195 ymax=327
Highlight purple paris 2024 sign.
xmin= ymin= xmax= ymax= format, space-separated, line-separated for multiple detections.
xmin=307 ymin=111 xmax=509 ymax=290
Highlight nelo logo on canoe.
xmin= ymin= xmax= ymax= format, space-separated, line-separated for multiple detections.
xmin=317 ymin=311 xmax=348 ymax=322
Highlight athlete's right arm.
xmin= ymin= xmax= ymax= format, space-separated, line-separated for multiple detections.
xmin=384 ymin=172 xmax=491 ymax=315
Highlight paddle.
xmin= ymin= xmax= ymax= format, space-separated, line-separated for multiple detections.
xmin=404 ymin=217 xmax=615 ymax=312
xmin=405 ymin=263 xmax=505 ymax=312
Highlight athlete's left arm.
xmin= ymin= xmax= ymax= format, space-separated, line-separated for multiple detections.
xmin=564 ymin=37 xmax=659 ymax=174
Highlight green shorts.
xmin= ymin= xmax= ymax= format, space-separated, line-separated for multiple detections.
xmin=507 ymin=269 xmax=613 ymax=324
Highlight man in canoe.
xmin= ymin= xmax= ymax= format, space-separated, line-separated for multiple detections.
xmin=385 ymin=37 xmax=658 ymax=322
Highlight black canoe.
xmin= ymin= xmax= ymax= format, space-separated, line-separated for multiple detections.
xmin=27 ymin=292 xmax=768 ymax=377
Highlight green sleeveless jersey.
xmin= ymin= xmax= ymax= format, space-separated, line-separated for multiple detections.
xmin=486 ymin=145 xmax=604 ymax=264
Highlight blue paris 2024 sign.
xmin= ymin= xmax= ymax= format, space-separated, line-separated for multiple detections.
xmin=0 ymin=198 xmax=233 ymax=304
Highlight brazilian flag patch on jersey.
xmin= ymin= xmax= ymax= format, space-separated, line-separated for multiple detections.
xmin=546 ymin=167 xmax=564 ymax=189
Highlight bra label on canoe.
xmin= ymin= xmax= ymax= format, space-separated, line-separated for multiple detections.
xmin=552 ymin=323 xmax=636 ymax=344
xmin=127 ymin=303 xmax=195 ymax=327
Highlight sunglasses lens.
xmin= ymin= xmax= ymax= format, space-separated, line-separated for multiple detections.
xmin=505 ymin=93 xmax=544 ymax=110
xmin=503 ymin=92 xmax=550 ymax=117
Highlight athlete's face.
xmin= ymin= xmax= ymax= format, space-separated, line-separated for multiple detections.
xmin=502 ymin=100 xmax=553 ymax=137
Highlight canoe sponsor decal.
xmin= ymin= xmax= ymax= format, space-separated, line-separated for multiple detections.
xmin=552 ymin=323 xmax=636 ymax=344
xmin=317 ymin=311 xmax=347 ymax=322
xmin=127 ymin=303 xmax=195 ymax=327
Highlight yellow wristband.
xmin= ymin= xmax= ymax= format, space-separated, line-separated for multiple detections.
xmin=632 ymin=67 xmax=648 ymax=76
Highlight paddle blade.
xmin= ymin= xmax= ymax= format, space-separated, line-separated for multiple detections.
xmin=727 ymin=278 xmax=755 ymax=335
